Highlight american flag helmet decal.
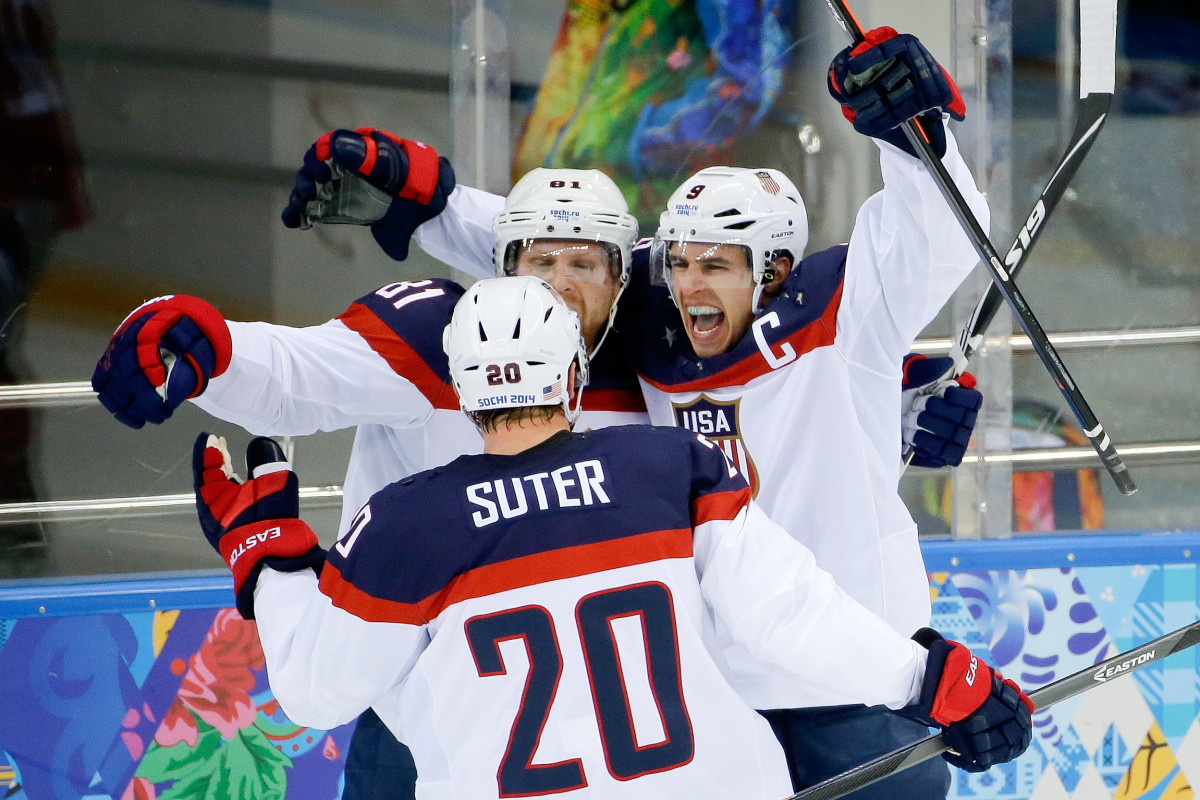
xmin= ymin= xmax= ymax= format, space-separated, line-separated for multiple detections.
xmin=755 ymin=171 xmax=781 ymax=194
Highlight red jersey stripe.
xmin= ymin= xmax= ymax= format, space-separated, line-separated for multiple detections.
xmin=692 ymin=487 xmax=752 ymax=527
xmin=338 ymin=302 xmax=459 ymax=410
xmin=320 ymin=527 xmax=694 ymax=624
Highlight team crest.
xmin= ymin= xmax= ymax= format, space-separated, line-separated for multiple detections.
xmin=672 ymin=396 xmax=760 ymax=495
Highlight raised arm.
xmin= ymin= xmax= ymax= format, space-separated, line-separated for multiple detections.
xmin=826 ymin=29 xmax=990 ymax=363
xmin=93 ymin=281 xmax=463 ymax=436
xmin=195 ymin=316 xmax=435 ymax=436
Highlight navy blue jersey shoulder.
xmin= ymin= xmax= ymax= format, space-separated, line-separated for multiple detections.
xmin=585 ymin=330 xmax=643 ymax=395
xmin=347 ymin=277 xmax=636 ymax=394
xmin=345 ymin=279 xmax=465 ymax=383
xmin=614 ymin=244 xmax=848 ymax=386
xmin=327 ymin=426 xmax=734 ymax=607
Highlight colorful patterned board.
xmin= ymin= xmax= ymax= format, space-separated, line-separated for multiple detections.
xmin=1 ymin=534 xmax=1196 ymax=800
xmin=0 ymin=580 xmax=354 ymax=800
xmin=925 ymin=535 xmax=1200 ymax=800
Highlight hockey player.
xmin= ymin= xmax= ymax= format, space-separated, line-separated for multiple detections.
xmin=193 ymin=277 xmax=1032 ymax=800
xmin=92 ymin=28 xmax=985 ymax=800
xmin=303 ymin=27 xmax=988 ymax=799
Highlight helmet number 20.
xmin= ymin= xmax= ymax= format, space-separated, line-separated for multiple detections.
xmin=486 ymin=362 xmax=523 ymax=386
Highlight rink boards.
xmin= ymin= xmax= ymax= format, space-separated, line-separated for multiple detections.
xmin=1 ymin=531 xmax=1198 ymax=800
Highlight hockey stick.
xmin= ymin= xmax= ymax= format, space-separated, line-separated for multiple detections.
xmin=955 ymin=0 xmax=1117 ymax=365
xmin=785 ymin=618 xmax=1200 ymax=800
xmin=825 ymin=0 xmax=1135 ymax=495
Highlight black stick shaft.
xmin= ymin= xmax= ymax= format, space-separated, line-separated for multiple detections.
xmin=823 ymin=0 xmax=1135 ymax=496
xmin=786 ymin=619 xmax=1200 ymax=800
xmin=960 ymin=93 xmax=1111 ymax=361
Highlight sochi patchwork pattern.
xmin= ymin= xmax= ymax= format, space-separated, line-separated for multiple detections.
xmin=0 ymin=533 xmax=1196 ymax=800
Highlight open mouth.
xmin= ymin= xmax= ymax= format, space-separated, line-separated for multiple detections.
xmin=687 ymin=305 xmax=725 ymax=339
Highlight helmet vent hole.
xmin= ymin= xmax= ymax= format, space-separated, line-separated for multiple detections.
xmin=713 ymin=209 xmax=740 ymax=218
xmin=512 ymin=319 xmax=522 ymax=338
xmin=723 ymin=220 xmax=754 ymax=230
xmin=477 ymin=322 xmax=488 ymax=342
xmin=544 ymin=308 xmax=553 ymax=322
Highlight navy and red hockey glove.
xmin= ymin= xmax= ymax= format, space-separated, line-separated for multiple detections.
xmin=828 ymin=27 xmax=966 ymax=158
xmin=194 ymin=433 xmax=325 ymax=620
xmin=92 ymin=295 xmax=233 ymax=429
xmin=280 ymin=127 xmax=456 ymax=261
xmin=902 ymin=628 xmax=1033 ymax=772
xmin=902 ymin=353 xmax=982 ymax=468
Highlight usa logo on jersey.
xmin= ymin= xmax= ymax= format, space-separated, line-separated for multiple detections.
xmin=672 ymin=396 xmax=760 ymax=495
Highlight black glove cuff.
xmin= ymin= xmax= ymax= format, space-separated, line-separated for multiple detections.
xmin=233 ymin=545 xmax=328 ymax=620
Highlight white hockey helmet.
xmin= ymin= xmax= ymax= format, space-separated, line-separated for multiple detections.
xmin=493 ymin=168 xmax=638 ymax=353
xmin=652 ymin=167 xmax=808 ymax=288
xmin=443 ymin=276 xmax=590 ymax=425
xmin=494 ymin=168 xmax=638 ymax=283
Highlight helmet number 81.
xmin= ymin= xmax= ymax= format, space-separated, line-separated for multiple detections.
xmin=486 ymin=363 xmax=523 ymax=386
xmin=549 ymin=180 xmax=582 ymax=189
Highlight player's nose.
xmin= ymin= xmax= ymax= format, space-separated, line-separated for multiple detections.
xmin=675 ymin=264 xmax=705 ymax=294
xmin=546 ymin=266 xmax=579 ymax=291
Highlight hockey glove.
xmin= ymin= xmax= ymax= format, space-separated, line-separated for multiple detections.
xmin=194 ymin=433 xmax=325 ymax=620
xmin=280 ymin=127 xmax=456 ymax=261
xmin=901 ymin=353 xmax=982 ymax=468
xmin=92 ymin=295 xmax=233 ymax=429
xmin=903 ymin=628 xmax=1033 ymax=772
xmin=828 ymin=27 xmax=966 ymax=158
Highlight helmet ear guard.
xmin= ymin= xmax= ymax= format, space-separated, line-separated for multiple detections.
xmin=443 ymin=276 xmax=590 ymax=426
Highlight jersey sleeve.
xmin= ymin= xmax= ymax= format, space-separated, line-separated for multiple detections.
xmin=254 ymin=484 xmax=439 ymax=730
xmin=837 ymin=128 xmax=990 ymax=368
xmin=412 ymin=184 xmax=506 ymax=280
xmin=685 ymin=435 xmax=926 ymax=709
xmin=253 ymin=566 xmax=428 ymax=731
xmin=193 ymin=281 xmax=463 ymax=435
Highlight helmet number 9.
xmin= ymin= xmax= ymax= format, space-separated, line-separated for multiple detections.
xmin=549 ymin=180 xmax=582 ymax=189
xmin=685 ymin=184 xmax=705 ymax=199
xmin=486 ymin=363 xmax=523 ymax=386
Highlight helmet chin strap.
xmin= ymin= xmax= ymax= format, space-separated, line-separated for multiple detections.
xmin=753 ymin=277 xmax=772 ymax=316
xmin=751 ymin=280 xmax=769 ymax=317
xmin=586 ymin=269 xmax=630 ymax=358
xmin=565 ymin=361 xmax=586 ymax=425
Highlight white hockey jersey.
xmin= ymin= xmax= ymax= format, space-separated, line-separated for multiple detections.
xmin=254 ymin=426 xmax=926 ymax=800
xmin=416 ymin=134 xmax=989 ymax=709
xmin=194 ymin=277 xmax=648 ymax=536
